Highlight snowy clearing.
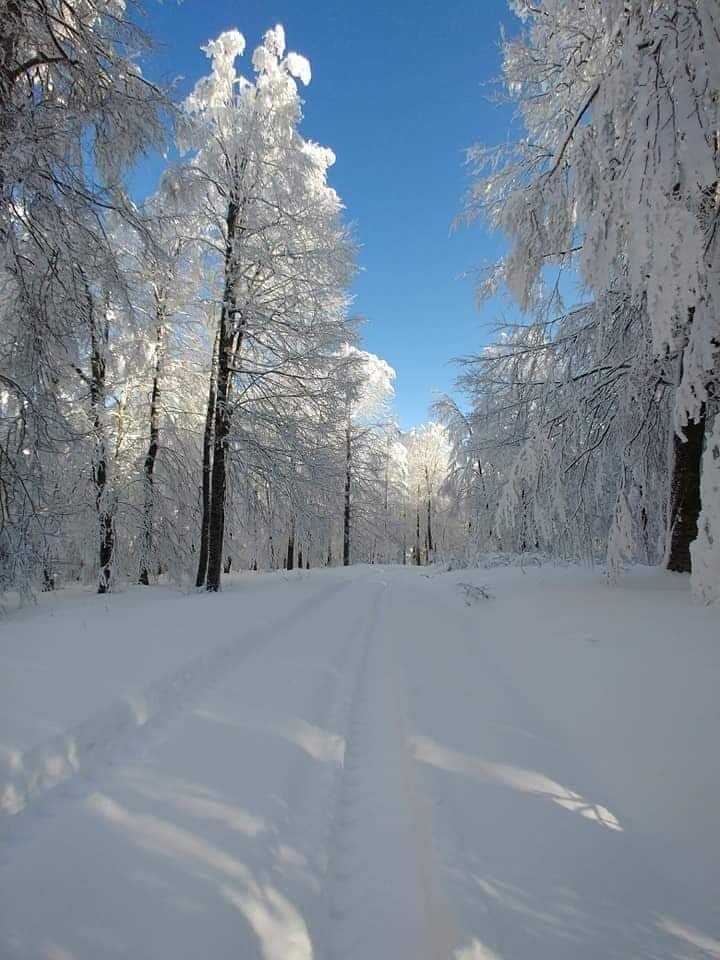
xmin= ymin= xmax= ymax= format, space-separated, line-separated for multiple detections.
xmin=1 ymin=564 xmax=719 ymax=960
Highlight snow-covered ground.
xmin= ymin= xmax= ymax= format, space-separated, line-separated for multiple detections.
xmin=1 ymin=564 xmax=718 ymax=960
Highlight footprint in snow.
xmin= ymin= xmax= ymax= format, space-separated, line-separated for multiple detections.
xmin=457 ymin=582 xmax=495 ymax=604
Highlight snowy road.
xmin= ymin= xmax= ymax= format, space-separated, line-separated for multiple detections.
xmin=1 ymin=565 xmax=719 ymax=960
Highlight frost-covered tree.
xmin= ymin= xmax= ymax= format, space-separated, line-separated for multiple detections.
xmin=461 ymin=0 xmax=719 ymax=577
xmin=338 ymin=346 xmax=396 ymax=565
xmin=0 ymin=12 xmax=406 ymax=601
xmin=122 ymin=184 xmax=208 ymax=586
xmin=0 ymin=0 xmax=169 ymax=593
xmin=434 ymin=394 xmax=500 ymax=555
xmin=180 ymin=27 xmax=355 ymax=591
xmin=402 ymin=423 xmax=451 ymax=565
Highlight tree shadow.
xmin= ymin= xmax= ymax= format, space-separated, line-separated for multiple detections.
xmin=0 ymin=700 xmax=347 ymax=959
xmin=411 ymin=732 xmax=719 ymax=960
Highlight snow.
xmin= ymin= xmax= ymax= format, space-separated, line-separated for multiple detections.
xmin=692 ymin=416 xmax=720 ymax=605
xmin=202 ymin=30 xmax=246 ymax=72
xmin=286 ymin=53 xmax=312 ymax=87
xmin=1 ymin=564 xmax=718 ymax=959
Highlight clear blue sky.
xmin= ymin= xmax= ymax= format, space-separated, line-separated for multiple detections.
xmin=135 ymin=0 xmax=519 ymax=429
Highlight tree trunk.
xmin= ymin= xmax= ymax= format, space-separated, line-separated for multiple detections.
xmin=667 ymin=412 xmax=706 ymax=573
xmin=382 ymin=438 xmax=390 ymax=563
xmin=97 ymin=460 xmax=114 ymax=595
xmin=426 ymin=498 xmax=433 ymax=559
xmin=0 ymin=2 xmax=22 ymax=205
xmin=477 ymin=458 xmax=492 ymax=546
xmin=264 ymin=484 xmax=276 ymax=569
xmin=402 ymin=501 xmax=407 ymax=564
xmin=425 ymin=465 xmax=433 ymax=562
xmin=196 ymin=331 xmax=219 ymax=587
xmin=205 ymin=322 xmax=233 ymax=592
xmin=139 ymin=318 xmax=165 ymax=585
xmin=343 ymin=423 xmax=351 ymax=566
xmin=415 ymin=493 xmax=422 ymax=565
xmin=287 ymin=521 xmax=295 ymax=571
xmin=297 ymin=543 xmax=303 ymax=569
xmin=87 ymin=287 xmax=114 ymax=594
xmin=206 ymin=199 xmax=242 ymax=593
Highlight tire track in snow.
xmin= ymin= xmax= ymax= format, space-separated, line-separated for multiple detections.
xmin=324 ymin=576 xmax=456 ymax=960
xmin=0 ymin=577 xmax=351 ymax=850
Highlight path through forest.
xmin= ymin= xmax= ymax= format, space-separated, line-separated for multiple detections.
xmin=1 ymin=565 xmax=719 ymax=959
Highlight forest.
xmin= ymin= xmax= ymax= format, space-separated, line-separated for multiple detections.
xmin=1 ymin=4 xmax=719 ymax=959
xmin=1 ymin=0 xmax=718 ymax=602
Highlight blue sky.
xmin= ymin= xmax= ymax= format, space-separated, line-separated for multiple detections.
xmin=135 ymin=0 xmax=519 ymax=428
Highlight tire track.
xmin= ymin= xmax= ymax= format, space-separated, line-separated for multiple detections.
xmin=324 ymin=577 xmax=455 ymax=960
xmin=1 ymin=577 xmax=351 ymax=850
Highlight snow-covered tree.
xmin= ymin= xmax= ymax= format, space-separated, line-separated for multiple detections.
xmin=402 ymin=423 xmax=451 ymax=565
xmin=0 ymin=0 xmax=169 ymax=593
xmin=338 ymin=345 xmax=396 ymax=565
xmin=180 ymin=26 xmax=355 ymax=591
xmin=461 ymin=0 xmax=719 ymax=577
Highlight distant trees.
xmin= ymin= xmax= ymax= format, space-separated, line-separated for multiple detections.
xmin=338 ymin=346 xmax=396 ymax=565
xmin=402 ymin=424 xmax=451 ymax=565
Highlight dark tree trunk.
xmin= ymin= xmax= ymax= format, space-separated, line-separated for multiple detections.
xmin=298 ymin=544 xmax=303 ymax=569
xmin=97 ymin=469 xmax=114 ymax=594
xmin=402 ymin=502 xmax=407 ymax=564
xmin=667 ymin=412 xmax=706 ymax=573
xmin=287 ymin=522 xmax=295 ymax=571
xmin=196 ymin=331 xmax=219 ymax=588
xmin=426 ymin=498 xmax=433 ymax=557
xmin=477 ymin=458 xmax=492 ymax=544
xmin=205 ymin=324 xmax=232 ymax=592
xmin=415 ymin=494 xmax=422 ymax=565
xmin=207 ymin=199 xmax=243 ymax=593
xmin=343 ymin=423 xmax=351 ymax=566
xmin=382 ymin=440 xmax=390 ymax=563
xmin=139 ymin=318 xmax=165 ymax=585
xmin=265 ymin=485 xmax=275 ymax=569
xmin=223 ymin=555 xmax=232 ymax=574
xmin=425 ymin=466 xmax=433 ymax=561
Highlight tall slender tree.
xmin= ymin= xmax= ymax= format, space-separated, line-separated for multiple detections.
xmin=181 ymin=27 xmax=354 ymax=591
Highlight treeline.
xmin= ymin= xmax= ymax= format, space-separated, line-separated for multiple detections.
xmin=0 ymin=7 xmax=438 ymax=596
xmin=2 ymin=2 xmax=717 ymax=602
